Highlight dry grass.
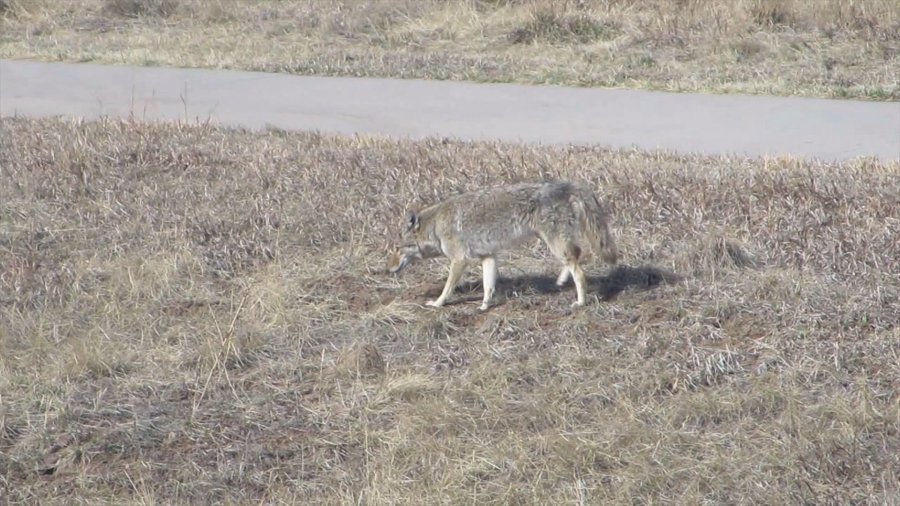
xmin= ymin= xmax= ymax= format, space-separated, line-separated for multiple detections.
xmin=1 ymin=0 xmax=898 ymax=99
xmin=1 ymin=116 xmax=899 ymax=504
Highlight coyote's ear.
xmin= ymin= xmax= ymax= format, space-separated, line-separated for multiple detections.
xmin=405 ymin=210 xmax=419 ymax=231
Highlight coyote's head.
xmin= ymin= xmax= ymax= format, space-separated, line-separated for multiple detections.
xmin=386 ymin=210 xmax=440 ymax=273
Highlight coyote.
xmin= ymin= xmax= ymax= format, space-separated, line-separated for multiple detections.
xmin=387 ymin=181 xmax=618 ymax=310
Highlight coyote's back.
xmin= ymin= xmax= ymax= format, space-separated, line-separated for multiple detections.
xmin=387 ymin=181 xmax=618 ymax=309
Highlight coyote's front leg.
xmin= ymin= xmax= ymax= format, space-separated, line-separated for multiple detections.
xmin=426 ymin=259 xmax=467 ymax=307
xmin=480 ymin=257 xmax=498 ymax=311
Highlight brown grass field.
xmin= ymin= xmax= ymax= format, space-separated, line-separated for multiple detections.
xmin=1 ymin=116 xmax=898 ymax=504
xmin=1 ymin=0 xmax=898 ymax=99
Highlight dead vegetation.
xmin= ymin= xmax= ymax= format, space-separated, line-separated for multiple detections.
xmin=1 ymin=117 xmax=899 ymax=504
xmin=1 ymin=0 xmax=898 ymax=99
xmin=101 ymin=0 xmax=177 ymax=19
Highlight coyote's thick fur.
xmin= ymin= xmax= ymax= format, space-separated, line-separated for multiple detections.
xmin=387 ymin=181 xmax=618 ymax=309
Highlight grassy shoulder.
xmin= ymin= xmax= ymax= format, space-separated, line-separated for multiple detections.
xmin=1 ymin=116 xmax=898 ymax=503
xmin=1 ymin=0 xmax=898 ymax=100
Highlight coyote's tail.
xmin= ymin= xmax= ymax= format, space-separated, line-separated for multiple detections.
xmin=573 ymin=187 xmax=618 ymax=265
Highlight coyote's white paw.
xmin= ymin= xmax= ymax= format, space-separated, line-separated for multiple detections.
xmin=425 ymin=300 xmax=444 ymax=308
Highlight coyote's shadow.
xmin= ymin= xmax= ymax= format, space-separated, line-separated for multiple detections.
xmin=426 ymin=265 xmax=682 ymax=304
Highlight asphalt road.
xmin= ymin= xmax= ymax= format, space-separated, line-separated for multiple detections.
xmin=1 ymin=59 xmax=898 ymax=162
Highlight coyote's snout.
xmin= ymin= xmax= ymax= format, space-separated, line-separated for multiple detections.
xmin=387 ymin=181 xmax=618 ymax=310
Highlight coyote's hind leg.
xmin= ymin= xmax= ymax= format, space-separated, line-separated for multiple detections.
xmin=547 ymin=238 xmax=588 ymax=307
xmin=569 ymin=263 xmax=588 ymax=307
xmin=556 ymin=266 xmax=571 ymax=287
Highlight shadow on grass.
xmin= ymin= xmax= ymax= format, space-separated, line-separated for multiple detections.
xmin=426 ymin=264 xmax=682 ymax=305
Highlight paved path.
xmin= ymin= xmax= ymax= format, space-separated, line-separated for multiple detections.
xmin=2 ymin=59 xmax=898 ymax=162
